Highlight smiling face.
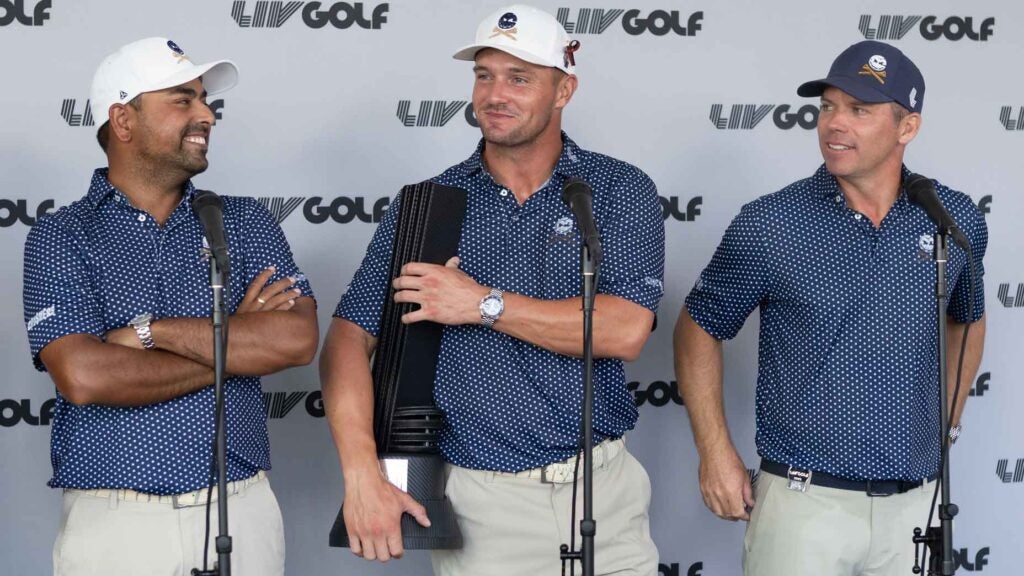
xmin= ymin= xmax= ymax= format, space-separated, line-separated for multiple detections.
xmin=471 ymin=48 xmax=573 ymax=151
xmin=817 ymin=86 xmax=918 ymax=187
xmin=130 ymin=77 xmax=216 ymax=177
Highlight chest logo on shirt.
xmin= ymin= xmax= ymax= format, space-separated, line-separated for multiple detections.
xmin=199 ymin=236 xmax=212 ymax=262
xmin=917 ymin=233 xmax=934 ymax=261
xmin=553 ymin=216 xmax=574 ymax=235
xmin=547 ymin=216 xmax=577 ymax=247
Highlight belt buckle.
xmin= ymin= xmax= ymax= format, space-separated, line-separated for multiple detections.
xmin=172 ymin=488 xmax=208 ymax=508
xmin=171 ymin=493 xmax=188 ymax=509
xmin=541 ymin=462 xmax=573 ymax=484
xmin=865 ymin=480 xmax=896 ymax=497
xmin=786 ymin=466 xmax=812 ymax=493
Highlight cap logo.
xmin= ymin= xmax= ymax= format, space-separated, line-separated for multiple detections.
xmin=490 ymin=11 xmax=518 ymax=40
xmin=859 ymin=54 xmax=888 ymax=84
xmin=909 ymin=87 xmax=918 ymax=108
xmin=166 ymin=39 xmax=190 ymax=64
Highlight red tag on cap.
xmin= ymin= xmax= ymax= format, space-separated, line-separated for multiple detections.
xmin=565 ymin=40 xmax=581 ymax=68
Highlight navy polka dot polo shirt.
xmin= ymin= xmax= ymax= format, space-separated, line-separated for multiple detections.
xmin=336 ymin=134 xmax=665 ymax=472
xmin=686 ymin=164 xmax=987 ymax=481
xmin=23 ymin=168 xmax=314 ymax=494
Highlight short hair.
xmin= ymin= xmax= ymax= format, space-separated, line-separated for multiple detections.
xmin=891 ymin=102 xmax=910 ymax=124
xmin=96 ymin=94 xmax=144 ymax=152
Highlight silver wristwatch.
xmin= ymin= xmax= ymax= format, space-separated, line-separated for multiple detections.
xmin=948 ymin=423 xmax=962 ymax=445
xmin=129 ymin=312 xmax=155 ymax=349
xmin=479 ymin=288 xmax=504 ymax=328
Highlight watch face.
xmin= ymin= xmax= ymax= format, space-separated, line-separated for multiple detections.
xmin=131 ymin=313 xmax=152 ymax=327
xmin=481 ymin=297 xmax=502 ymax=317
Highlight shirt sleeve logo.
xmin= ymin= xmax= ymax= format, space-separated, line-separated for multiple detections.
xmin=26 ymin=305 xmax=56 ymax=331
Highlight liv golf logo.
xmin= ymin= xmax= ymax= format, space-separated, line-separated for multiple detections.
xmin=659 ymin=562 xmax=703 ymax=576
xmin=396 ymin=100 xmax=480 ymax=128
xmin=231 ymin=1 xmax=388 ymax=29
xmin=257 ymin=196 xmax=390 ymax=224
xmin=660 ymin=196 xmax=702 ymax=221
xmin=1000 ymin=106 xmax=1024 ymax=131
xmin=0 ymin=398 xmax=55 ymax=426
xmin=0 ymin=199 xmax=55 ymax=227
xmin=996 ymin=458 xmax=1024 ymax=483
xmin=264 ymin=390 xmax=324 ymax=419
xmin=556 ymin=7 xmax=702 ymax=36
xmin=61 ymin=99 xmax=95 ymax=127
xmin=62 ymin=99 xmax=226 ymax=126
xmin=710 ymin=104 xmax=818 ymax=130
xmin=976 ymin=195 xmax=992 ymax=215
xmin=997 ymin=283 xmax=1024 ymax=308
xmin=954 ymin=547 xmax=991 ymax=572
xmin=397 ymin=100 xmax=468 ymax=127
xmin=0 ymin=0 xmax=50 ymax=26
xmin=859 ymin=15 xmax=994 ymax=41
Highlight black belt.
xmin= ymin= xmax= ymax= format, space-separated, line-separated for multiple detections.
xmin=760 ymin=459 xmax=935 ymax=497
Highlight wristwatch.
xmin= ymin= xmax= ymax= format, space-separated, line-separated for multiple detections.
xmin=948 ymin=423 xmax=962 ymax=445
xmin=129 ymin=312 xmax=155 ymax=349
xmin=479 ymin=288 xmax=504 ymax=328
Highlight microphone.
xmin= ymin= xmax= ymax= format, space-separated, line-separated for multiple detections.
xmin=192 ymin=190 xmax=230 ymax=275
xmin=561 ymin=178 xmax=602 ymax=264
xmin=904 ymin=174 xmax=970 ymax=251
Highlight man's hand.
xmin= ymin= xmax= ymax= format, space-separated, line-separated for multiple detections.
xmin=103 ymin=266 xmax=299 ymax=349
xmin=236 ymin=266 xmax=303 ymax=314
xmin=344 ymin=471 xmax=432 ymax=562
xmin=392 ymin=257 xmax=485 ymax=325
xmin=698 ymin=445 xmax=755 ymax=521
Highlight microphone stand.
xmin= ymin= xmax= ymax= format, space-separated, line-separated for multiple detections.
xmin=560 ymin=242 xmax=599 ymax=576
xmin=193 ymin=254 xmax=232 ymax=576
xmin=913 ymin=232 xmax=957 ymax=576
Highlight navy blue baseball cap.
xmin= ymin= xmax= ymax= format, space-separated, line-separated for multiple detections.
xmin=798 ymin=40 xmax=925 ymax=113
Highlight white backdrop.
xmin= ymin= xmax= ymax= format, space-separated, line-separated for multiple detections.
xmin=2 ymin=1 xmax=1021 ymax=574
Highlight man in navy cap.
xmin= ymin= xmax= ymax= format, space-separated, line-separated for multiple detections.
xmin=674 ymin=40 xmax=987 ymax=575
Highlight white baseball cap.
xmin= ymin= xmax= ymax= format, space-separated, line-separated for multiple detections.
xmin=453 ymin=5 xmax=579 ymax=74
xmin=90 ymin=37 xmax=239 ymax=127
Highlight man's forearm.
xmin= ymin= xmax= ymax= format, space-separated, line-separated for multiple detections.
xmin=40 ymin=334 xmax=214 ymax=407
xmin=674 ymin=308 xmax=733 ymax=457
xmin=151 ymin=297 xmax=318 ymax=376
xmin=495 ymin=293 xmax=654 ymax=361
xmin=947 ymin=313 xmax=986 ymax=426
xmin=320 ymin=318 xmax=382 ymax=480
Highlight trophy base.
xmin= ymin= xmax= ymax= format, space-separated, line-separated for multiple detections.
xmin=329 ymin=453 xmax=463 ymax=550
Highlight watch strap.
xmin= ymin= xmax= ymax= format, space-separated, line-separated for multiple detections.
xmin=131 ymin=315 xmax=155 ymax=350
xmin=480 ymin=288 xmax=504 ymax=328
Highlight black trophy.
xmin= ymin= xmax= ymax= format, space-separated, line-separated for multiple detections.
xmin=330 ymin=181 xmax=466 ymax=550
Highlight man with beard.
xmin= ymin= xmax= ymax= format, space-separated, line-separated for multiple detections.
xmin=22 ymin=38 xmax=318 ymax=576
xmin=320 ymin=5 xmax=664 ymax=575
xmin=674 ymin=41 xmax=986 ymax=576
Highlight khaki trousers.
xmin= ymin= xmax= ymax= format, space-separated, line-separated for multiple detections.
xmin=431 ymin=441 xmax=659 ymax=576
xmin=744 ymin=470 xmax=936 ymax=576
xmin=54 ymin=474 xmax=285 ymax=576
